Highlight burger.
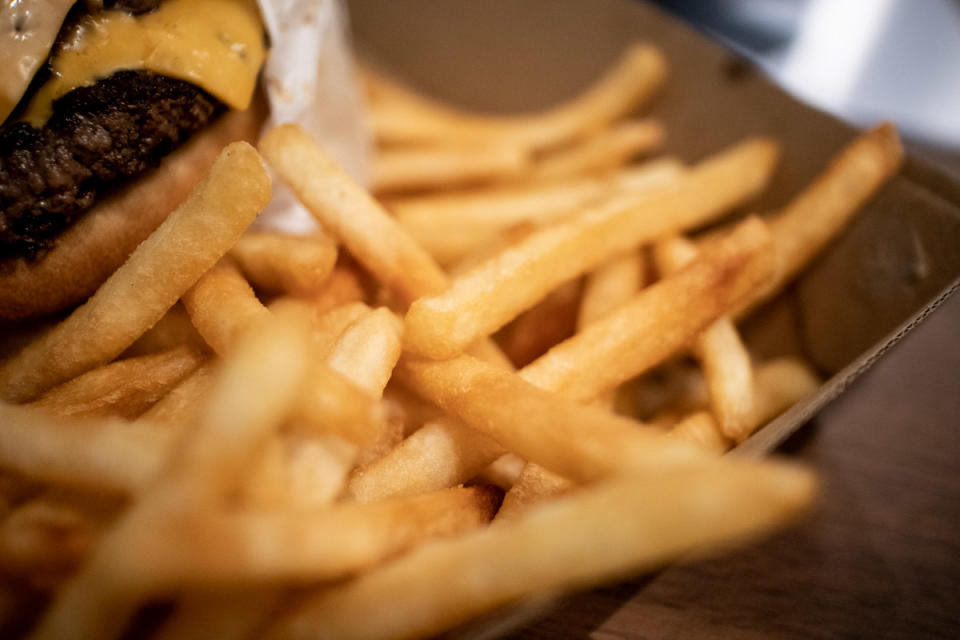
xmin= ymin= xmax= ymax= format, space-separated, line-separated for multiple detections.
xmin=0 ymin=0 xmax=269 ymax=323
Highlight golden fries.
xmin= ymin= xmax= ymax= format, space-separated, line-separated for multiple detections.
xmin=0 ymin=143 xmax=271 ymax=402
xmin=230 ymin=232 xmax=338 ymax=297
xmin=268 ymin=463 xmax=814 ymax=640
xmin=260 ymin=124 xmax=448 ymax=304
xmin=0 ymin=31 xmax=910 ymax=640
xmin=404 ymin=139 xmax=778 ymax=358
xmin=26 ymin=345 xmax=206 ymax=420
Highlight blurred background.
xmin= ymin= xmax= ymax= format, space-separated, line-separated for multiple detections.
xmin=649 ymin=0 xmax=960 ymax=175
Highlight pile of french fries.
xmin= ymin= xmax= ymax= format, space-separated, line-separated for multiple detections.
xmin=0 ymin=43 xmax=903 ymax=639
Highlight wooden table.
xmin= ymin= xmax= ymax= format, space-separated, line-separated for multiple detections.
xmin=512 ymin=273 xmax=960 ymax=638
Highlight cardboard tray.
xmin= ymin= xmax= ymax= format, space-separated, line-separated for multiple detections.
xmin=347 ymin=0 xmax=960 ymax=633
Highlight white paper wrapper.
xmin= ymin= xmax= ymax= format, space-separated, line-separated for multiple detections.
xmin=254 ymin=0 xmax=370 ymax=233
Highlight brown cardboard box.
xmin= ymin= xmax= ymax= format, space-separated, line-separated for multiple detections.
xmin=348 ymin=0 xmax=960 ymax=635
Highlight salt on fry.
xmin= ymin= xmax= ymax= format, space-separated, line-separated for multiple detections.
xmin=26 ymin=345 xmax=207 ymax=420
xmin=529 ymin=119 xmax=665 ymax=181
xmin=267 ymin=463 xmax=815 ymax=640
xmin=182 ymin=258 xmax=273 ymax=356
xmin=0 ymin=143 xmax=270 ymax=403
xmin=230 ymin=232 xmax=338 ymax=296
xmin=404 ymin=139 xmax=779 ymax=359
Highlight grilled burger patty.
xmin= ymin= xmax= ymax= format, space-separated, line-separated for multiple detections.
xmin=0 ymin=70 xmax=223 ymax=260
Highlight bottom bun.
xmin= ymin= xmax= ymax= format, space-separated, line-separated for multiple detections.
xmin=0 ymin=92 xmax=267 ymax=323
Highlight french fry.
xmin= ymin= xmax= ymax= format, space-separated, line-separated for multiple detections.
xmin=372 ymin=144 xmax=531 ymax=194
xmin=26 ymin=345 xmax=207 ymax=420
xmin=521 ymin=217 xmax=774 ymax=402
xmin=121 ymin=303 xmax=206 ymax=357
xmin=230 ymin=232 xmax=338 ymax=296
xmin=294 ymin=264 xmax=367 ymax=315
xmin=182 ymin=258 xmax=273 ymax=357
xmin=267 ymin=463 xmax=815 ymax=640
xmin=324 ymin=308 xmax=403 ymax=397
xmin=0 ymin=143 xmax=271 ymax=403
xmin=347 ymin=418 xmax=504 ymax=503
xmin=393 ymin=159 xmax=683 ymax=265
xmin=283 ymin=301 xmax=370 ymax=358
xmin=140 ymin=361 xmax=218 ymax=426
xmin=244 ymin=433 xmax=356 ymax=509
xmin=396 ymin=353 xmax=703 ymax=483
xmin=0 ymin=490 xmax=117 ymax=583
xmin=404 ymin=139 xmax=779 ymax=358
xmin=667 ymin=411 xmax=731 ymax=454
xmin=495 ymin=464 xmax=571 ymax=522
xmin=111 ymin=486 xmax=499 ymax=588
xmin=654 ymin=234 xmax=756 ymax=441
xmin=529 ymin=119 xmax=665 ymax=181
xmin=0 ymin=404 xmax=171 ymax=494
xmin=578 ymin=249 xmax=646 ymax=328
xmin=351 ymin=218 xmax=768 ymax=502
xmin=30 ymin=309 xmax=313 ymax=640
xmin=495 ymin=280 xmax=582 ymax=368
xmin=740 ymin=122 xmax=904 ymax=313
xmin=668 ymin=358 xmax=820 ymax=451
xmin=365 ymin=43 xmax=667 ymax=151
xmin=260 ymin=124 xmax=449 ymax=305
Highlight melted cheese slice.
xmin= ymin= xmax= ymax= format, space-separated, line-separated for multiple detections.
xmin=22 ymin=0 xmax=264 ymax=125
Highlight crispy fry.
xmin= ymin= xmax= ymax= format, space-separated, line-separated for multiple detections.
xmin=495 ymin=280 xmax=582 ymax=368
xmin=30 ymin=310 xmax=313 ymax=640
xmin=366 ymin=43 xmax=667 ymax=151
xmin=667 ymin=411 xmax=731 ymax=454
xmin=521 ymin=217 xmax=773 ymax=402
xmin=26 ymin=346 xmax=207 ymax=420
xmin=404 ymin=139 xmax=779 ymax=358
xmin=260 ymin=124 xmax=449 ymax=305
xmin=495 ymin=464 xmax=571 ymax=522
xmin=742 ymin=122 xmax=904 ymax=313
xmin=372 ymin=144 xmax=531 ymax=194
xmin=0 ymin=143 xmax=271 ymax=403
xmin=654 ymin=234 xmax=756 ymax=441
xmin=267 ymin=463 xmax=815 ymax=640
xmin=230 ymin=232 xmax=338 ymax=296
xmin=396 ymin=353 xmax=703 ymax=483
xmin=182 ymin=258 xmax=273 ymax=357
xmin=529 ymin=119 xmax=665 ymax=180
xmin=294 ymin=265 xmax=367 ymax=314
xmin=393 ymin=159 xmax=683 ymax=265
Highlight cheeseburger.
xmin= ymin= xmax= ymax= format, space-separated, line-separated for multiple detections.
xmin=0 ymin=0 xmax=268 ymax=322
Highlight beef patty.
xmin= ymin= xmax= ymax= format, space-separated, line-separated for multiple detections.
xmin=0 ymin=70 xmax=223 ymax=261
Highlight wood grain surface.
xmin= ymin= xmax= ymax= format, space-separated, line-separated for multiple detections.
xmin=511 ymin=277 xmax=960 ymax=639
